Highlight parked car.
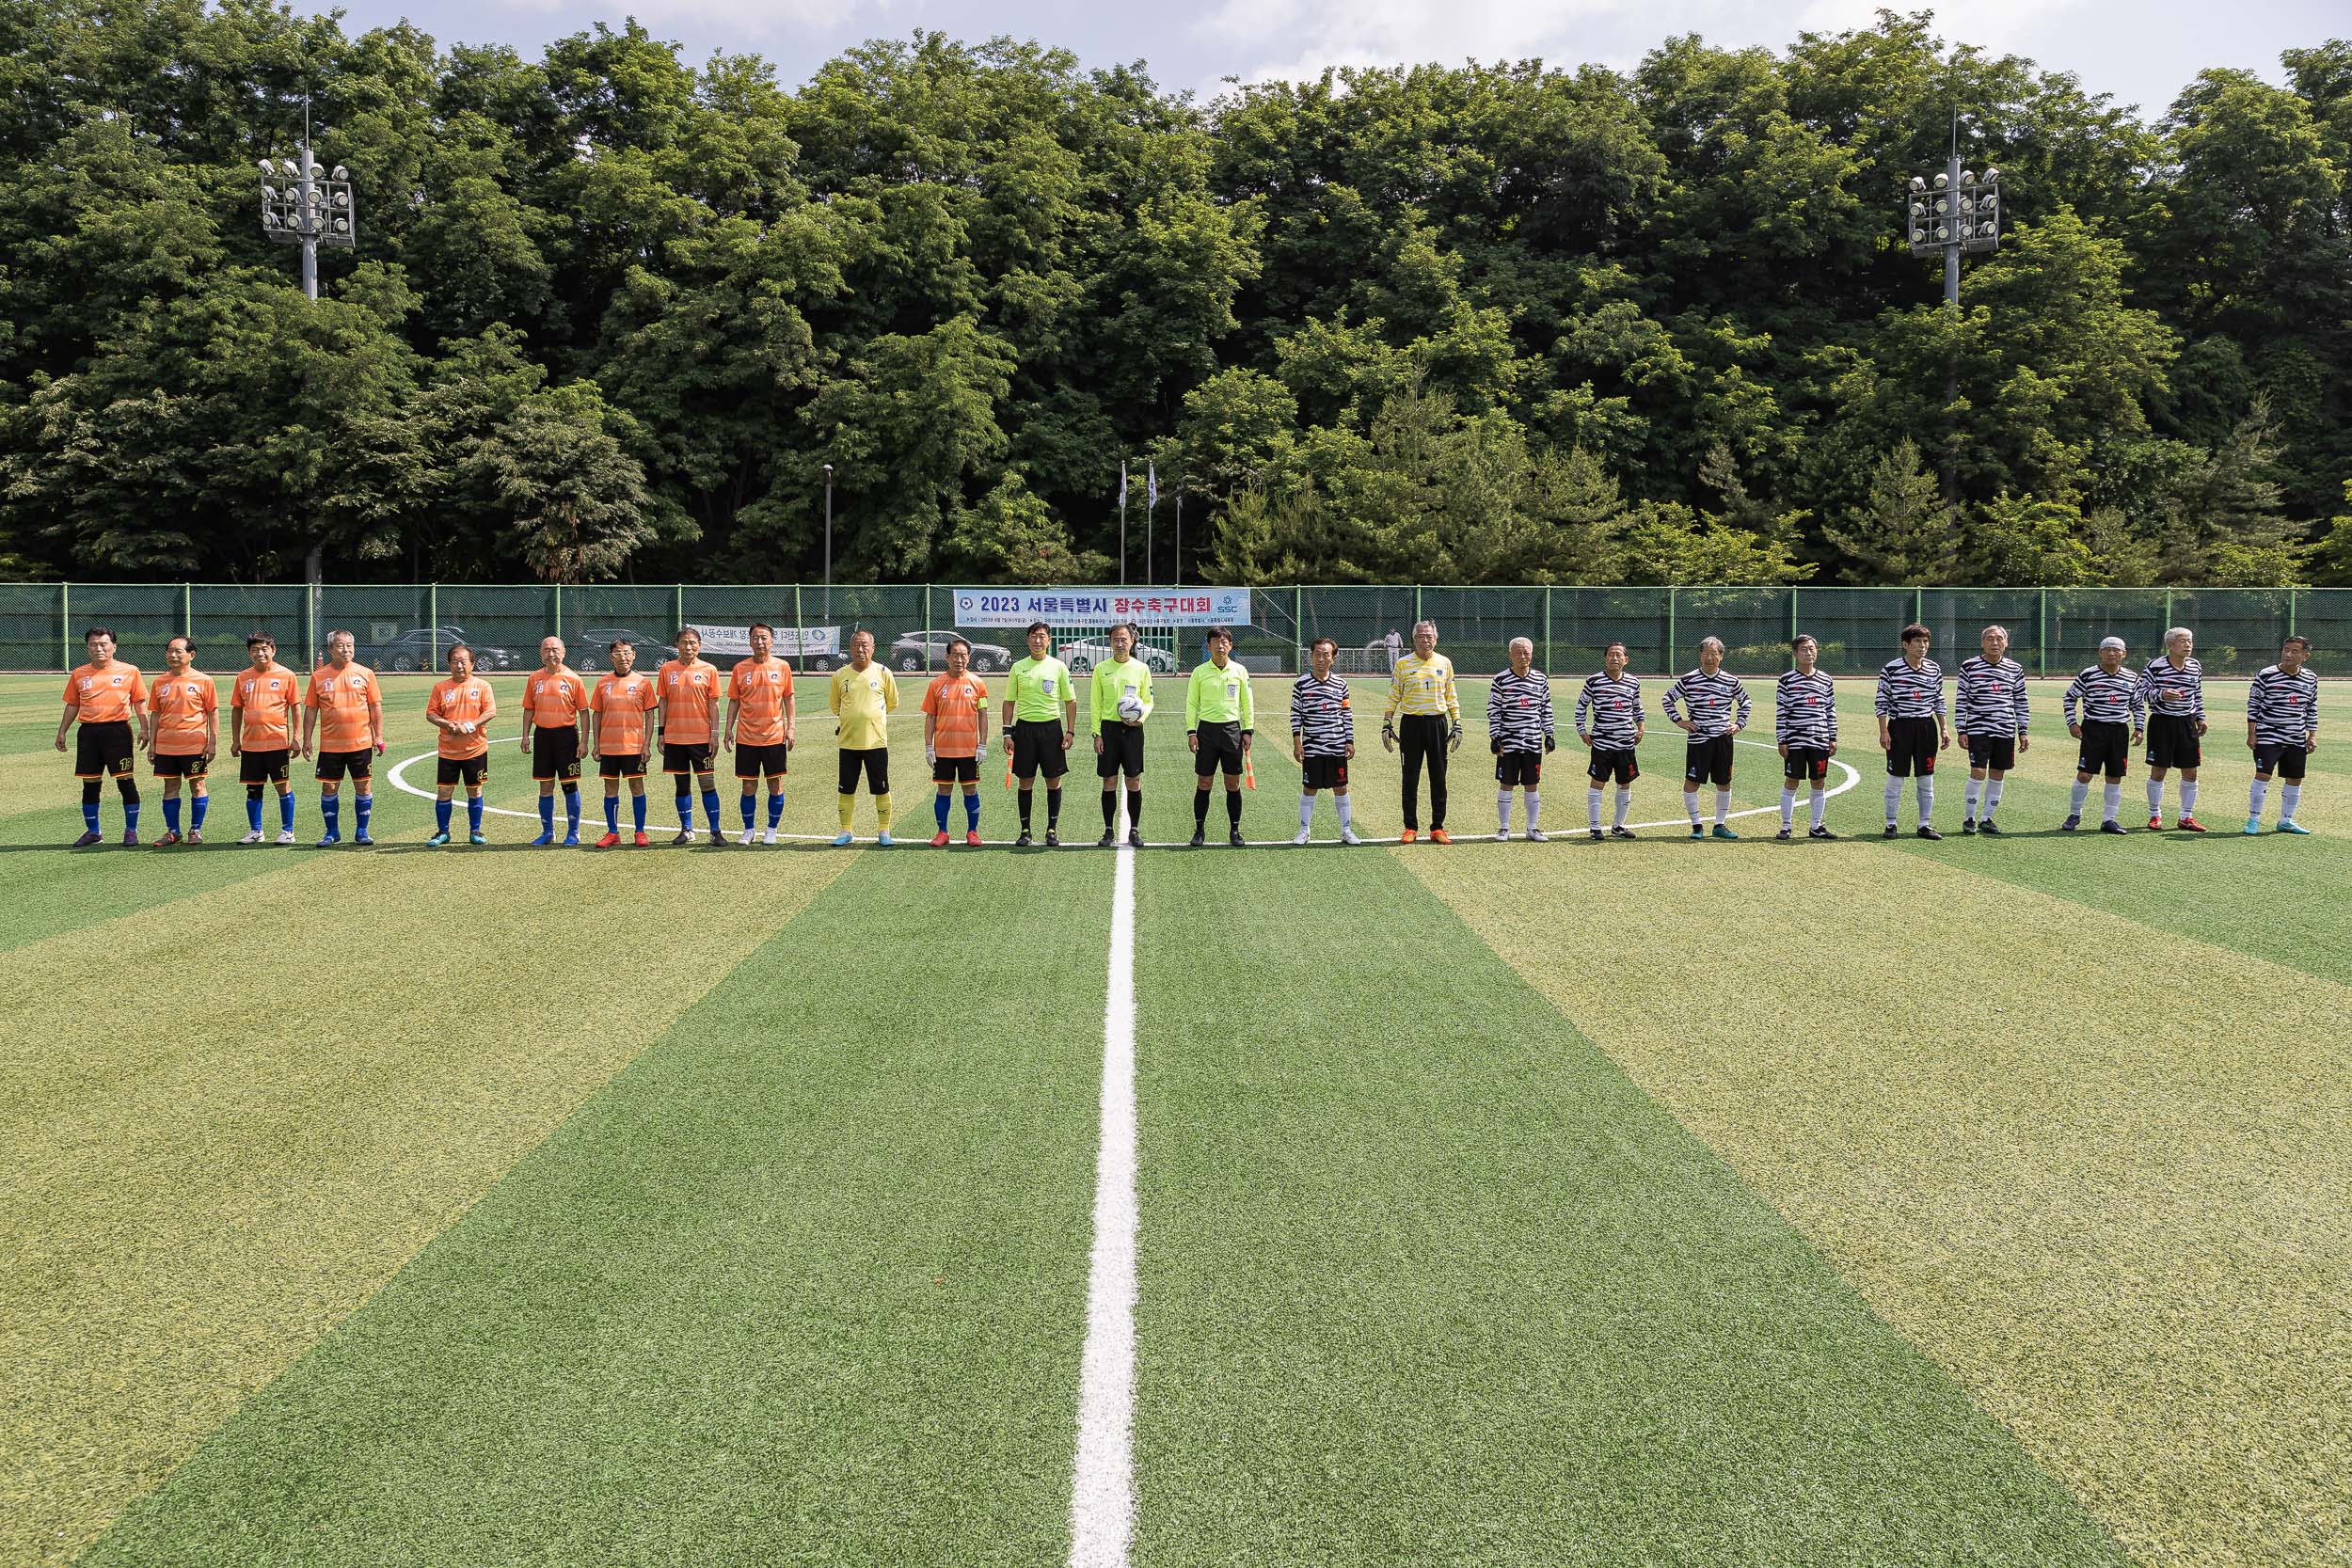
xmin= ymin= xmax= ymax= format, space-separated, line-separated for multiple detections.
xmin=574 ymin=627 xmax=677 ymax=672
xmin=1061 ymin=637 xmax=1181 ymax=676
xmin=357 ymin=626 xmax=517 ymax=673
xmin=887 ymin=630 xmax=1014 ymax=673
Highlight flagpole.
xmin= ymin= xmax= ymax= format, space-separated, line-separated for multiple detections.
xmin=1118 ymin=459 xmax=1128 ymax=585
xmin=1173 ymin=481 xmax=1183 ymax=587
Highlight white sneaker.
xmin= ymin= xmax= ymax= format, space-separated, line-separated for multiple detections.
xmin=1341 ymin=829 xmax=1362 ymax=846
xmin=1526 ymin=828 xmax=1548 ymax=842
xmin=275 ymin=830 xmax=297 ymax=846
xmin=761 ymin=829 xmax=778 ymax=846
xmin=1496 ymin=826 xmax=1511 ymax=840
xmin=1292 ymin=829 xmax=1311 ymax=846
xmin=738 ymin=829 xmax=756 ymax=847
xmin=238 ymin=829 xmax=264 ymax=846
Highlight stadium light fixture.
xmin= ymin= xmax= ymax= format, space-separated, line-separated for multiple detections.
xmin=260 ymin=95 xmax=355 ymax=301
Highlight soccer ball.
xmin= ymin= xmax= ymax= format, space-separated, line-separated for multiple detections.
xmin=1117 ymin=693 xmax=1145 ymax=722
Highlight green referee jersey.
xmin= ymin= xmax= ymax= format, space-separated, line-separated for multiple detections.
xmin=1006 ymin=656 xmax=1073 ymax=723
xmin=1184 ymin=658 xmax=1254 ymax=730
xmin=1089 ymin=657 xmax=1155 ymax=727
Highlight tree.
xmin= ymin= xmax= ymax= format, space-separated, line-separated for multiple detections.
xmin=2151 ymin=401 xmax=2304 ymax=585
xmin=1823 ymin=439 xmax=1955 ymax=582
xmin=463 ymin=387 xmax=652 ymax=582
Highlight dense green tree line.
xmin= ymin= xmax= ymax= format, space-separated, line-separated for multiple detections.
xmin=0 ymin=1 xmax=2346 ymax=587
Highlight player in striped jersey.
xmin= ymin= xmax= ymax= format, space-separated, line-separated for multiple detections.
xmin=1773 ymin=635 xmax=1837 ymax=840
xmin=1662 ymin=637 xmax=1752 ymax=839
xmin=2062 ymin=637 xmax=2146 ymax=833
xmin=1954 ymin=625 xmax=2029 ymax=835
xmin=2139 ymin=628 xmax=2208 ymax=832
xmin=1875 ymin=623 xmax=1948 ymax=839
xmin=1487 ymin=638 xmax=1555 ymax=839
xmin=1290 ymin=636 xmax=1360 ymax=845
xmin=2246 ymin=634 xmax=2319 ymax=834
xmin=1576 ymin=641 xmax=1644 ymax=838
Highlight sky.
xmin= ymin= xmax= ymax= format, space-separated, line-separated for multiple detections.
xmin=297 ymin=0 xmax=2340 ymax=119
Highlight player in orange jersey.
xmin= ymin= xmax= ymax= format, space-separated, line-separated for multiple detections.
xmin=301 ymin=628 xmax=384 ymax=847
xmin=143 ymin=637 xmax=218 ymax=846
xmin=55 ymin=626 xmax=146 ymax=847
xmin=519 ymin=635 xmax=591 ymax=847
xmin=589 ymin=638 xmax=660 ymax=847
xmin=230 ymin=631 xmax=303 ymax=844
xmin=921 ymin=638 xmax=991 ymax=847
xmin=425 ymin=643 xmax=498 ymax=846
xmin=658 ymin=626 xmax=726 ymax=846
xmin=724 ymin=622 xmax=797 ymax=845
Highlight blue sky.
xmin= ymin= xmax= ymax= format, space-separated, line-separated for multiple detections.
xmin=301 ymin=0 xmax=2338 ymax=118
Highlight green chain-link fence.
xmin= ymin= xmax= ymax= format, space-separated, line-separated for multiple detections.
xmin=3 ymin=582 xmax=2343 ymax=677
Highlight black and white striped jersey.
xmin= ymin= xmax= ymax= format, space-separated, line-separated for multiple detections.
xmin=1575 ymin=672 xmax=1644 ymax=749
xmin=1774 ymin=670 xmax=1838 ymax=748
xmin=1662 ymin=668 xmax=1751 ymax=740
xmin=1486 ymin=668 xmax=1554 ymax=752
xmin=1955 ymin=656 xmax=2028 ymax=737
xmin=2138 ymin=657 xmax=2205 ymax=721
xmin=1874 ymin=657 xmax=1945 ymax=720
xmin=1288 ymin=672 xmax=1355 ymax=757
xmin=2063 ymin=665 xmax=2146 ymax=728
xmin=2249 ymin=664 xmax=2319 ymax=745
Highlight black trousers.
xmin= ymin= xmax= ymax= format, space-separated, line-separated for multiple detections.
xmin=1400 ymin=713 xmax=1449 ymax=830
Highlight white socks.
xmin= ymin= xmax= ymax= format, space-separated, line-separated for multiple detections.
xmin=1525 ymin=791 xmax=1540 ymax=832
xmin=1915 ymin=777 xmax=1934 ymax=820
xmin=1685 ymin=791 xmax=1703 ymax=826
xmin=1984 ymin=780 xmax=2004 ymax=817
xmin=2182 ymin=781 xmax=2198 ymax=816
xmin=1963 ymin=777 xmax=1981 ymax=816
xmin=1713 ymin=788 xmax=1730 ymax=826
xmin=1883 ymin=777 xmax=1903 ymax=824
xmin=2103 ymin=782 xmax=2122 ymax=823
xmin=1614 ymin=787 xmax=1631 ymax=829
xmin=1811 ymin=787 xmax=1827 ymax=830
xmin=2249 ymin=778 xmax=2269 ymax=816
xmin=1588 ymin=786 xmax=1604 ymax=831
xmin=1299 ymin=794 xmax=1315 ymax=832
xmin=1780 ymin=785 xmax=1797 ymax=831
xmin=2070 ymin=778 xmax=2090 ymax=816
xmin=2282 ymin=784 xmax=2301 ymax=820
xmin=2146 ymin=778 xmax=2165 ymax=815
xmin=1498 ymin=791 xmax=1513 ymax=833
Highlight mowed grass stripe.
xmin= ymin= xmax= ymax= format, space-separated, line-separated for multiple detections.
xmin=1127 ymin=847 xmax=2124 ymax=1566
xmin=80 ymin=847 xmax=1108 ymax=1568
xmin=1400 ymin=837 xmax=2352 ymax=1568
xmin=0 ymin=844 xmax=850 ymax=1568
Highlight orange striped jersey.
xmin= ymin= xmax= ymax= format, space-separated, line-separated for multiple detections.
xmin=232 ymin=663 xmax=302 ymax=750
xmin=729 ymin=658 xmax=795 ymax=745
xmin=63 ymin=662 xmax=145 ymax=723
xmin=148 ymin=671 xmax=218 ymax=754
xmin=921 ymin=672 xmax=990 ymax=758
xmin=658 ymin=658 xmax=723 ymax=744
xmin=427 ymin=675 xmax=497 ymax=759
xmin=523 ymin=667 xmax=589 ymax=729
xmin=306 ymin=664 xmax=382 ymax=753
xmin=591 ymin=673 xmax=659 ymax=756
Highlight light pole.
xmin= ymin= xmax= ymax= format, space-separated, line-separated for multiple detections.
xmin=820 ymin=463 xmax=833 ymax=624
xmin=258 ymin=100 xmax=353 ymax=302
xmin=1905 ymin=135 xmax=2001 ymax=502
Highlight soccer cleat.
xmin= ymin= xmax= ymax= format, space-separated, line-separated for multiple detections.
xmin=931 ymin=830 xmax=952 ymax=848
xmin=1127 ymin=829 xmax=1142 ymax=847
xmin=154 ymin=831 xmax=183 ymax=847
xmin=964 ymin=831 xmax=982 ymax=847
xmin=1691 ymin=824 xmax=1706 ymax=839
xmin=187 ymin=829 xmax=203 ymax=845
xmin=763 ymin=830 xmax=780 ymax=846
xmin=1808 ymin=826 xmax=1838 ymax=840
xmin=596 ymin=831 xmax=621 ymax=848
xmin=276 ymin=830 xmax=297 ymax=846
xmin=122 ymin=831 xmax=139 ymax=847
xmin=2244 ymin=816 xmax=2262 ymax=835
xmin=739 ymin=829 xmax=757 ymax=847
xmin=1590 ymin=829 xmax=1605 ymax=841
xmin=2147 ymin=815 xmax=2163 ymax=832
xmin=1979 ymin=819 xmax=2002 ymax=836
xmin=532 ymin=832 xmax=554 ymax=847
xmin=672 ymin=829 xmax=696 ymax=847
xmin=1045 ymin=830 xmax=1060 ymax=847
xmin=1341 ymin=829 xmax=1363 ymax=845
xmin=238 ymin=829 xmax=265 ymax=846
xmin=1188 ymin=831 xmax=1205 ymax=847
xmin=633 ymin=831 xmax=650 ymax=847
xmin=2176 ymin=816 xmax=2206 ymax=833
xmin=1015 ymin=831 xmax=1033 ymax=847
xmin=1525 ymin=828 xmax=1547 ymax=842
xmin=564 ymin=831 xmax=579 ymax=847
xmin=1916 ymin=826 xmax=1944 ymax=841
xmin=1293 ymin=829 xmax=1311 ymax=846
xmin=1101 ymin=831 xmax=1119 ymax=848
xmin=1883 ymin=823 xmax=1899 ymax=838
xmin=2099 ymin=820 xmax=2128 ymax=835
xmin=706 ymin=833 xmax=731 ymax=848
xmin=1230 ymin=829 xmax=1246 ymax=847
xmin=469 ymin=831 xmax=487 ymax=846
xmin=1609 ymin=825 xmax=1636 ymax=839
xmin=1960 ymin=818 xmax=1978 ymax=835
xmin=427 ymin=831 xmax=451 ymax=847
xmin=831 ymin=832 xmax=854 ymax=847
xmin=1495 ymin=827 xmax=1510 ymax=841
xmin=1774 ymin=828 xmax=1792 ymax=841
xmin=1430 ymin=829 xmax=1452 ymax=845
xmin=1400 ymin=828 xmax=1418 ymax=845
xmin=1710 ymin=824 xmax=1738 ymax=841
xmin=2060 ymin=815 xmax=2080 ymax=832
xmin=317 ymin=832 xmax=342 ymax=848
xmin=72 ymin=830 xmax=103 ymax=848
xmin=876 ymin=832 xmax=894 ymax=847
xmin=2278 ymin=818 xmax=2312 ymax=834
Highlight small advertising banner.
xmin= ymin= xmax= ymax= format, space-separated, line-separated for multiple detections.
xmin=686 ymin=624 xmax=841 ymax=659
xmin=950 ymin=588 xmax=1252 ymax=627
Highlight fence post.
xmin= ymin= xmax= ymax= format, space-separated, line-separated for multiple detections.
xmin=1915 ymin=587 xmax=1924 ymax=626
xmin=2164 ymin=589 xmax=2172 ymax=635
xmin=553 ymin=581 xmax=563 ymax=644
xmin=60 ymin=582 xmax=71 ymax=671
xmin=183 ymin=581 xmax=193 ymax=641
xmin=675 ymin=583 xmax=685 ymax=637
xmin=306 ymin=586 xmax=317 ymax=671
xmin=1788 ymin=586 xmax=1799 ymax=641
xmin=429 ymin=583 xmax=438 ymax=663
xmin=1544 ymin=587 xmax=1554 ymax=673
xmin=1414 ymin=585 xmax=1423 ymax=631
xmin=1666 ymin=586 xmax=1677 ymax=671
xmin=2039 ymin=588 xmax=2048 ymax=678
xmin=2288 ymin=588 xmax=2297 ymax=639
xmin=1295 ymin=585 xmax=1304 ymax=671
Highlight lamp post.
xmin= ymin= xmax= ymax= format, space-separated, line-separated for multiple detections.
xmin=1904 ymin=133 xmax=2001 ymax=502
xmin=258 ymin=99 xmax=353 ymax=302
xmin=820 ymin=462 xmax=834 ymax=624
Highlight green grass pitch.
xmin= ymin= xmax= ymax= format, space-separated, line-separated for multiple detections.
xmin=3 ymin=668 xmax=2347 ymax=1568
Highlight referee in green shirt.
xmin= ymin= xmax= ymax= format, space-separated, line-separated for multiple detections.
xmin=1001 ymin=621 xmax=1077 ymax=847
xmin=1187 ymin=626 xmax=1255 ymax=847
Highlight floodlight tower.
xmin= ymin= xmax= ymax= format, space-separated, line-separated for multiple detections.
xmin=1904 ymin=125 xmax=2003 ymax=501
xmin=258 ymin=99 xmax=354 ymax=300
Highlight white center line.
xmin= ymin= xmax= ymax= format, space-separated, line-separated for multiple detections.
xmin=1069 ymin=827 xmax=1139 ymax=1568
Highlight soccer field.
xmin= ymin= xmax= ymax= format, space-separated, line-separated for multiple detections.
xmin=5 ymin=669 xmax=2348 ymax=1568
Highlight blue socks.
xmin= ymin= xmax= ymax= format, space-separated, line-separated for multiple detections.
xmin=604 ymin=795 xmax=620 ymax=833
xmin=162 ymin=798 xmax=182 ymax=833
xmin=701 ymin=787 xmax=722 ymax=831
xmin=246 ymin=794 xmax=263 ymax=832
xmin=538 ymin=796 xmax=554 ymax=833
xmin=435 ymin=800 xmax=453 ymax=835
xmin=675 ymin=790 xmax=693 ymax=831
xmin=82 ymin=800 xmax=101 ymax=833
xmin=467 ymin=795 xmax=485 ymax=833
xmin=740 ymin=792 xmax=756 ymax=831
xmin=563 ymin=785 xmax=579 ymax=832
xmin=631 ymin=793 xmax=647 ymax=832
xmin=964 ymin=790 xmax=980 ymax=830
xmin=322 ymin=795 xmax=340 ymax=836
xmin=278 ymin=791 xmax=295 ymax=832
xmin=934 ymin=794 xmax=951 ymax=831
xmin=767 ymin=792 xmax=785 ymax=830
xmin=124 ymin=800 xmax=139 ymax=833
xmin=354 ymin=795 xmax=370 ymax=837
xmin=191 ymin=795 xmax=209 ymax=831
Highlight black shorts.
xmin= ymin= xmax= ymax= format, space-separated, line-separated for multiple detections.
xmin=315 ymin=748 xmax=373 ymax=782
xmin=1684 ymin=734 xmax=1735 ymax=786
xmin=1192 ymin=721 xmax=1244 ymax=779
xmin=74 ymin=720 xmax=135 ymax=780
xmin=152 ymin=752 xmax=209 ymax=779
xmin=437 ymin=755 xmax=487 ymax=787
xmin=933 ymin=755 xmax=978 ymax=784
xmin=598 ymin=752 xmax=648 ymax=779
xmin=1097 ymin=721 xmax=1146 ymax=780
xmin=531 ymin=725 xmax=582 ymax=782
xmin=239 ymin=748 xmax=291 ymax=784
xmin=734 ymin=741 xmax=790 ymax=781
xmin=1301 ymin=755 xmax=1348 ymax=790
xmin=1963 ymin=735 xmax=2017 ymax=772
xmin=2253 ymin=740 xmax=2310 ymax=781
xmin=1495 ymin=750 xmax=1542 ymax=787
xmin=838 ymin=747 xmax=888 ymax=795
xmin=2075 ymin=720 xmax=2131 ymax=780
xmin=2145 ymin=714 xmax=2201 ymax=770
xmin=1588 ymin=747 xmax=1639 ymax=786
xmin=1782 ymin=745 xmax=1833 ymax=784
xmin=1884 ymin=716 xmax=1940 ymax=777
xmin=1011 ymin=719 xmax=1067 ymax=782
xmin=662 ymin=740 xmax=715 ymax=775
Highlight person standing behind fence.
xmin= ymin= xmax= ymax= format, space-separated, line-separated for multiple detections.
xmin=1487 ymin=637 xmax=1554 ymax=840
xmin=1382 ymin=620 xmax=1459 ymax=843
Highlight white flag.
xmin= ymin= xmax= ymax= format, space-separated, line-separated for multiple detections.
xmin=1147 ymin=463 xmax=1159 ymax=509
xmin=1119 ymin=459 xmax=1128 ymax=506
